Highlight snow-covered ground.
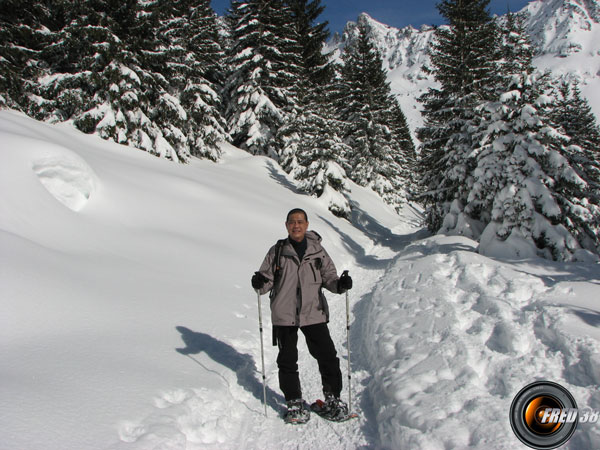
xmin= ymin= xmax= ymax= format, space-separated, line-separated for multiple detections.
xmin=1 ymin=110 xmax=600 ymax=449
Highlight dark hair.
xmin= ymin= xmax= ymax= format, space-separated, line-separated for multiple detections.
xmin=286 ymin=208 xmax=308 ymax=222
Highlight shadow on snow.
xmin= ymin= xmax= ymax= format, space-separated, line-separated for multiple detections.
xmin=319 ymin=213 xmax=429 ymax=270
xmin=265 ymin=160 xmax=304 ymax=195
xmin=175 ymin=326 xmax=285 ymax=413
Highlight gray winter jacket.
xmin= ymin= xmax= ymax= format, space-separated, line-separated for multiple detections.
xmin=257 ymin=231 xmax=342 ymax=327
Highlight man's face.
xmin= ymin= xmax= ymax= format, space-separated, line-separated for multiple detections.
xmin=286 ymin=212 xmax=309 ymax=242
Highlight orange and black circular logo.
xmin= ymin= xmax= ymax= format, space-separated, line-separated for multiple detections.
xmin=510 ymin=381 xmax=578 ymax=449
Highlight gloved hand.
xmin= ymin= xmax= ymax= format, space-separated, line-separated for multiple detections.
xmin=338 ymin=271 xmax=352 ymax=291
xmin=252 ymin=271 xmax=268 ymax=290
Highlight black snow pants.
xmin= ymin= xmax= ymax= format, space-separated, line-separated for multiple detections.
xmin=275 ymin=322 xmax=342 ymax=401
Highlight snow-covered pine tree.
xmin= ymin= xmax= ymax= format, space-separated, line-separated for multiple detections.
xmin=4 ymin=0 xmax=223 ymax=164
xmin=53 ymin=0 xmax=191 ymax=162
xmin=0 ymin=0 xmax=54 ymax=111
xmin=154 ymin=0 xmax=226 ymax=161
xmin=416 ymin=0 xmax=499 ymax=231
xmin=475 ymin=73 xmax=590 ymax=260
xmin=340 ymin=22 xmax=413 ymax=212
xmin=224 ymin=0 xmax=301 ymax=157
xmin=497 ymin=11 xmax=534 ymax=79
xmin=37 ymin=0 xmax=123 ymax=122
xmin=146 ymin=0 xmax=191 ymax=161
xmin=549 ymin=80 xmax=600 ymax=253
xmin=291 ymin=82 xmax=352 ymax=218
xmin=464 ymin=11 xmax=534 ymax=234
xmin=65 ymin=0 xmax=165 ymax=158
xmin=388 ymin=99 xmax=417 ymax=197
xmin=286 ymin=0 xmax=334 ymax=86
xmin=184 ymin=1 xmax=228 ymax=160
xmin=551 ymin=80 xmax=600 ymax=187
xmin=469 ymin=12 xmax=598 ymax=260
xmin=278 ymin=0 xmax=334 ymax=172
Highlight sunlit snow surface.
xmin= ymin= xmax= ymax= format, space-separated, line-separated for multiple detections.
xmin=1 ymin=110 xmax=599 ymax=449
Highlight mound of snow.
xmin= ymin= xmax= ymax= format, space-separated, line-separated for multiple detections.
xmin=32 ymin=149 xmax=97 ymax=211
xmin=479 ymin=222 xmax=539 ymax=259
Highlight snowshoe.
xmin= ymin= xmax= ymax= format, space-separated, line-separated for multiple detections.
xmin=310 ymin=394 xmax=357 ymax=422
xmin=283 ymin=399 xmax=310 ymax=424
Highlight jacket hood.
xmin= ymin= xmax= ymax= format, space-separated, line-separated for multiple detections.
xmin=305 ymin=230 xmax=322 ymax=243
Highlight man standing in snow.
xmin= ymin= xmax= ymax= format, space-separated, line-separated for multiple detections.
xmin=251 ymin=208 xmax=353 ymax=423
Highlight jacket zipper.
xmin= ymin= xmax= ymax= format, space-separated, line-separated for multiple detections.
xmin=296 ymin=271 xmax=302 ymax=324
xmin=295 ymin=259 xmax=302 ymax=325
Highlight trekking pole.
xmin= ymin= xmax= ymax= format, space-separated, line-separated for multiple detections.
xmin=256 ymin=289 xmax=268 ymax=417
xmin=342 ymin=270 xmax=352 ymax=412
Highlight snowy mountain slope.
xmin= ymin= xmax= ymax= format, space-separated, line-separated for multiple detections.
xmin=2 ymin=111 xmax=600 ymax=450
xmin=524 ymin=0 xmax=600 ymax=109
xmin=324 ymin=14 xmax=438 ymax=137
xmin=0 ymin=109 xmax=401 ymax=449
xmin=525 ymin=0 xmax=600 ymax=55
xmin=328 ymin=0 xmax=600 ymax=135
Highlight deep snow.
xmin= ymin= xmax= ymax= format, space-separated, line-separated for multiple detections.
xmin=1 ymin=110 xmax=600 ymax=449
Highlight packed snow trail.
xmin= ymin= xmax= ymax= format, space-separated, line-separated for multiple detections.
xmin=111 ymin=256 xmax=386 ymax=449
xmin=107 ymin=160 xmax=420 ymax=449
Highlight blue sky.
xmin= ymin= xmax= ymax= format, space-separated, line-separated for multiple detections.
xmin=210 ymin=0 xmax=533 ymax=35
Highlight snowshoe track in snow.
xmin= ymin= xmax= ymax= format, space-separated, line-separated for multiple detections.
xmin=112 ymin=234 xmax=600 ymax=450
xmin=116 ymin=371 xmax=256 ymax=448
xmin=360 ymin=236 xmax=600 ymax=449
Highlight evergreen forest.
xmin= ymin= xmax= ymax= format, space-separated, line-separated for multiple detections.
xmin=1 ymin=0 xmax=599 ymax=259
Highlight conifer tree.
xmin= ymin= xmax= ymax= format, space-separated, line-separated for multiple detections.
xmin=37 ymin=0 xmax=191 ymax=161
xmin=291 ymin=83 xmax=352 ymax=218
xmin=0 ymin=0 xmax=54 ymax=111
xmin=183 ymin=0 xmax=228 ymax=160
xmin=549 ymin=81 xmax=600 ymax=253
xmin=4 ymin=0 xmax=225 ymax=162
xmin=273 ymin=0 xmax=354 ymax=218
xmin=37 ymin=0 xmax=124 ymax=122
xmin=340 ymin=23 xmax=414 ymax=212
xmin=66 ymin=0 xmax=179 ymax=158
xmin=471 ymin=71 xmax=590 ymax=259
xmin=498 ymin=11 xmax=534 ymax=78
xmin=224 ymin=0 xmax=301 ymax=157
xmin=153 ymin=0 xmax=226 ymax=161
xmin=464 ymin=11 xmax=534 ymax=230
xmin=286 ymin=0 xmax=333 ymax=86
xmin=466 ymin=12 xmax=599 ymax=259
xmin=277 ymin=0 xmax=339 ymax=178
xmin=552 ymin=81 xmax=600 ymax=164
xmin=389 ymin=100 xmax=417 ymax=195
xmin=417 ymin=0 xmax=498 ymax=231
